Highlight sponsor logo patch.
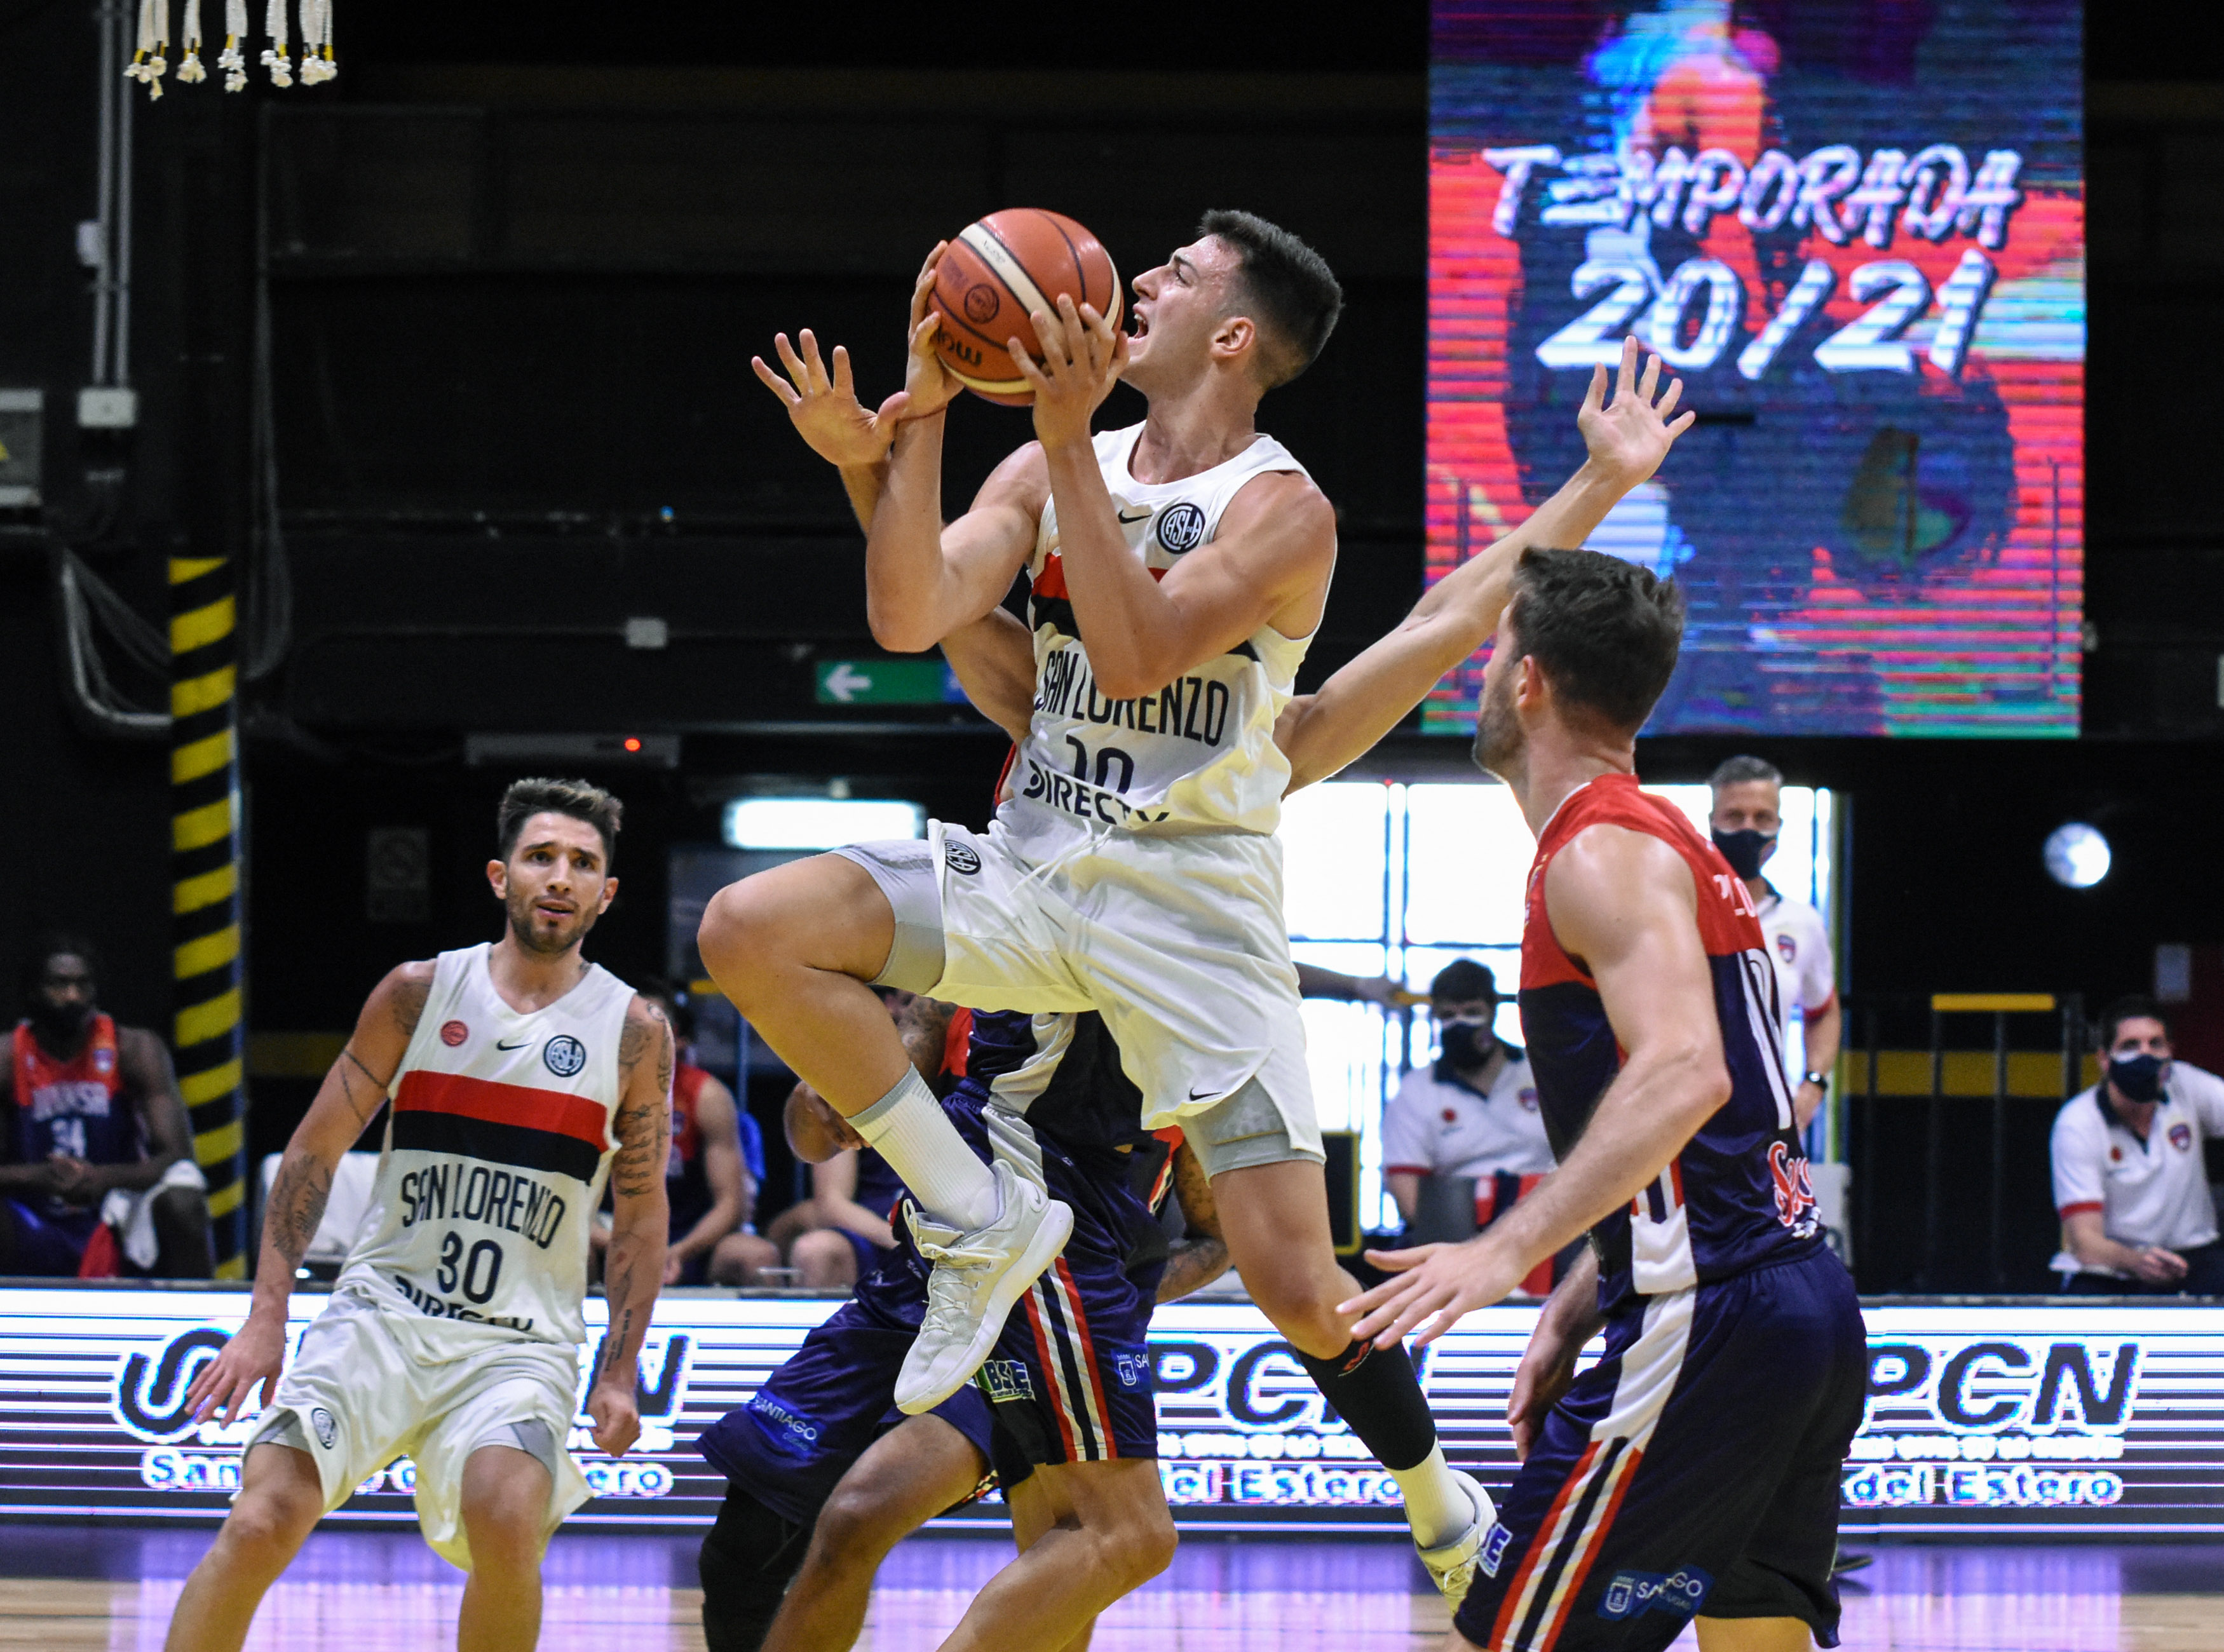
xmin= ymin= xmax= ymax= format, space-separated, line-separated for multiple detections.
xmin=980 ymin=1359 xmax=1034 ymax=1403
xmin=309 ymin=1406 xmax=338 ymax=1449
xmin=1110 ymin=1346 xmax=1149 ymax=1390
xmin=945 ymin=840 xmax=982 ymax=876
xmin=440 ymin=1020 xmax=469 ymax=1048
xmin=2171 ymin=1122 xmax=2194 ymax=1151
xmin=93 ymin=1048 xmax=116 ymax=1074
xmin=543 ymin=1034 xmax=588 ymax=1078
xmin=1478 ymin=1522 xmax=1514 ymax=1578
xmin=1777 ymin=933 xmax=1798 ymax=963
xmin=1598 ymin=1566 xmax=1712 ymax=1622
xmin=1156 ymin=501 xmax=1207 ymax=553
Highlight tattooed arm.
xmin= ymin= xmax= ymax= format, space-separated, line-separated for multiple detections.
xmin=590 ymin=993 xmax=674 ymax=1456
xmin=1156 ymin=1139 xmax=1231 ymax=1303
xmin=186 ymin=961 xmax=433 ymax=1425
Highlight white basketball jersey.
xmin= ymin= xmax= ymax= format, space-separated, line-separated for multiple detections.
xmin=336 ymin=943 xmax=634 ymax=1351
xmin=1009 ymin=422 xmax=1317 ymax=837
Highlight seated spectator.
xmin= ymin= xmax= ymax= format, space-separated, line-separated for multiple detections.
xmin=1381 ymin=959 xmax=1561 ymax=1294
xmin=2051 ymin=994 xmax=2224 ymax=1296
xmin=0 ymin=934 xmax=212 ymax=1278
xmin=595 ymin=980 xmax=761 ymax=1285
xmin=737 ymin=992 xmax=957 ymax=1290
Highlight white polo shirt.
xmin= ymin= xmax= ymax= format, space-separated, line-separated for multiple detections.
xmin=1381 ymin=1047 xmax=1556 ymax=1184
xmin=2049 ymin=1063 xmax=2224 ymax=1275
xmin=1754 ymin=885 xmax=1835 ymax=1073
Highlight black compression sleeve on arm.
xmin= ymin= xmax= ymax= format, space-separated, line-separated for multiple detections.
xmin=699 ymin=1484 xmax=811 ymax=1652
xmin=1293 ymin=1339 xmax=1440 ymax=1473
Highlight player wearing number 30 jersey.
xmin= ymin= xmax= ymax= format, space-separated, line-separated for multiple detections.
xmin=163 ymin=779 xmax=672 ymax=1652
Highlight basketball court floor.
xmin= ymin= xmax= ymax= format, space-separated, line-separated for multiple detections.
xmin=3 ymin=1526 xmax=2216 ymax=1650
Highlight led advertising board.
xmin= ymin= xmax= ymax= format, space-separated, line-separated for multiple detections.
xmin=4 ymin=1289 xmax=2215 ymax=1538
xmin=1427 ymin=0 xmax=2083 ymax=736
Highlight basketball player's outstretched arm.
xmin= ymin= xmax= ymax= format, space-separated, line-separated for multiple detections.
xmin=1341 ymin=825 xmax=1733 ymax=1347
xmin=1277 ymin=338 xmax=1693 ymax=789
xmin=1157 ymin=1140 xmax=1232 ymax=1302
xmin=593 ymin=995 xmax=675 ymax=1456
xmin=1014 ymin=296 xmax=1336 ymax=699
xmin=184 ymin=961 xmax=435 ymax=1425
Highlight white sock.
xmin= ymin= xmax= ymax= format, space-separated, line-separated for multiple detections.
xmin=1395 ymin=1446 xmax=1481 ymax=1551
xmin=851 ymin=1066 xmax=1001 ymax=1231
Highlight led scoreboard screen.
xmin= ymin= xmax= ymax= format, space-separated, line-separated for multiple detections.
xmin=1425 ymin=0 xmax=2083 ymax=736
xmin=7 ymin=1288 xmax=2222 ymax=1540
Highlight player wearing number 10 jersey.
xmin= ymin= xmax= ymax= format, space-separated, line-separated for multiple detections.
xmin=164 ymin=779 xmax=673 ymax=1652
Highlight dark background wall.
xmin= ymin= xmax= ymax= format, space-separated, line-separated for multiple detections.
xmin=3 ymin=1 xmax=2221 ymax=1286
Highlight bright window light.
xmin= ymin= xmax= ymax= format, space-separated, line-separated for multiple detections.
xmin=722 ymin=797 xmax=923 ymax=851
xmin=2044 ymin=822 xmax=2110 ymax=889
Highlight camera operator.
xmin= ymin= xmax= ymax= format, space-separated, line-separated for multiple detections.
xmin=2050 ymin=996 xmax=2224 ymax=1295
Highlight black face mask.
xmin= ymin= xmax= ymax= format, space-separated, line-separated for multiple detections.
xmin=1439 ymin=1019 xmax=1493 ymax=1070
xmin=27 ymin=997 xmax=93 ymax=1050
xmin=1711 ymin=827 xmax=1776 ymax=881
xmin=2108 ymin=1053 xmax=2167 ymax=1105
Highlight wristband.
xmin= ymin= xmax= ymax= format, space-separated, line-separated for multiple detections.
xmin=1801 ymin=1071 xmax=1828 ymax=1088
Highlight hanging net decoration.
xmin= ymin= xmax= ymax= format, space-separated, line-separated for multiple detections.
xmin=126 ymin=0 xmax=333 ymax=96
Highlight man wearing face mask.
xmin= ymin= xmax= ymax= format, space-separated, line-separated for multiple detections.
xmin=1380 ymin=961 xmax=1557 ymax=1294
xmin=2049 ymin=995 xmax=2224 ymax=1296
xmin=0 ymin=934 xmax=212 ymax=1277
xmin=1709 ymin=755 xmax=1839 ymax=1131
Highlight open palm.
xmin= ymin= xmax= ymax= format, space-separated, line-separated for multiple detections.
xmin=1577 ymin=335 xmax=1695 ymax=491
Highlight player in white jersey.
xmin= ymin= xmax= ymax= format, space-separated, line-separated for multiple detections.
xmin=722 ymin=193 xmax=1690 ymax=1608
xmin=165 ymin=780 xmax=673 ymax=1652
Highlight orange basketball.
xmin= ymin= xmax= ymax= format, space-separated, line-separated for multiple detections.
xmin=929 ymin=210 xmax=1123 ymax=407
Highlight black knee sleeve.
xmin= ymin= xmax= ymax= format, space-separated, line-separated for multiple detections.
xmin=699 ymin=1483 xmax=813 ymax=1652
xmin=1294 ymin=1339 xmax=1439 ymax=1473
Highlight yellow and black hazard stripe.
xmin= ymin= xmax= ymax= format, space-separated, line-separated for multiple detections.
xmin=170 ymin=554 xmax=247 ymax=1277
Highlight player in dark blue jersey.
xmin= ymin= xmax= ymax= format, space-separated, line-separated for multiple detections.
xmin=1342 ymin=509 xmax=1865 ymax=1652
xmin=696 ymin=1006 xmax=1225 ymax=1652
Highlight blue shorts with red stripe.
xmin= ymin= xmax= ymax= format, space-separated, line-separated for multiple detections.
xmin=1454 ymin=1246 xmax=1865 ymax=1652
xmin=946 ymin=1093 xmax=1165 ymax=1468
xmin=696 ymin=1238 xmax=996 ymax=1527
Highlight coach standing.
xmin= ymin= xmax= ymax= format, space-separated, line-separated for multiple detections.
xmin=2051 ymin=995 xmax=2224 ymax=1295
xmin=1708 ymin=755 xmax=1840 ymax=1130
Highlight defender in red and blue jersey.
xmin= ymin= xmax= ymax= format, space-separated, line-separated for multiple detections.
xmin=1345 ymin=541 xmax=1865 ymax=1652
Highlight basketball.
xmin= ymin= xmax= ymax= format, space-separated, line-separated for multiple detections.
xmin=929 ymin=209 xmax=1122 ymax=406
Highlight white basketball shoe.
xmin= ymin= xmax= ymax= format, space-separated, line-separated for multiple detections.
xmin=895 ymin=1161 xmax=1074 ymax=1415
xmin=1416 ymin=1471 xmax=1496 ymax=1609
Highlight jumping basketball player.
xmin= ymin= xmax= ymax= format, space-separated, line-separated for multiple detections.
xmin=165 ymin=778 xmax=672 ymax=1652
xmin=742 ymin=243 xmax=1694 ymax=1594
xmin=1339 ymin=553 xmax=1867 ymax=1652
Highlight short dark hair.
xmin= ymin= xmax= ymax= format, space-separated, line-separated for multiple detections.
xmin=21 ymin=931 xmax=100 ymax=998
xmin=635 ymin=975 xmax=693 ymax=1039
xmin=2098 ymin=994 xmax=2168 ymax=1050
xmin=1709 ymin=755 xmax=1782 ymax=792
xmin=1197 ymin=209 xmax=1343 ymax=389
xmin=497 ymin=777 xmax=623 ymax=864
xmin=1504 ymin=548 xmax=1686 ymax=733
xmin=1430 ymin=958 xmax=1498 ymax=1005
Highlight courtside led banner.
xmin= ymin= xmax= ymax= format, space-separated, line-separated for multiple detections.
xmin=3 ymin=1288 xmax=2216 ymax=1538
xmin=1427 ymin=0 xmax=2083 ymax=736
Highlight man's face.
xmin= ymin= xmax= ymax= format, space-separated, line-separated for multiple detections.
xmin=2109 ymin=1017 xmax=2172 ymax=1064
xmin=1124 ymin=236 xmax=1243 ymax=392
xmin=1472 ymin=613 xmax=1527 ymax=779
xmin=488 ymin=813 xmax=616 ymax=956
xmin=1710 ymin=780 xmax=1782 ymax=841
xmin=30 ymin=954 xmax=97 ymax=1041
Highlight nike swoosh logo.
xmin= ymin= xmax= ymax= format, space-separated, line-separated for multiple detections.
xmin=1118 ymin=508 xmax=1153 ymax=523
xmin=496 ymin=1038 xmax=531 ymax=1052
xmin=1188 ymin=1087 xmax=1219 ymax=1102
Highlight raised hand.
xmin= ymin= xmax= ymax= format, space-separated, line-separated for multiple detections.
xmin=1578 ymin=334 xmax=1697 ymax=491
xmin=750 ymin=328 xmax=907 ymax=470
xmin=1009 ymin=292 xmax=1128 ymax=454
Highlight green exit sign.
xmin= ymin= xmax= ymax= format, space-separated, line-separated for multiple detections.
xmin=814 ymin=659 xmax=962 ymax=706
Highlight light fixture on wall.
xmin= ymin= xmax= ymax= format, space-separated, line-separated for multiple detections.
xmin=2043 ymin=822 xmax=2110 ymax=889
xmin=722 ymin=797 xmax=925 ymax=851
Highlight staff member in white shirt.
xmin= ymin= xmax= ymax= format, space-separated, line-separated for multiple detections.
xmin=2051 ymin=996 xmax=2224 ymax=1295
xmin=1709 ymin=755 xmax=1840 ymax=1128
xmin=1380 ymin=961 xmax=1560 ymax=1293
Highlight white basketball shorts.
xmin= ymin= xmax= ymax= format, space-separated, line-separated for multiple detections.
xmin=834 ymin=813 xmax=1321 ymax=1171
xmin=247 ymin=1288 xmax=588 ymax=1569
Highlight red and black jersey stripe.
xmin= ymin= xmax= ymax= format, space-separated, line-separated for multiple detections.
xmin=392 ymin=1071 xmax=609 ymax=1184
